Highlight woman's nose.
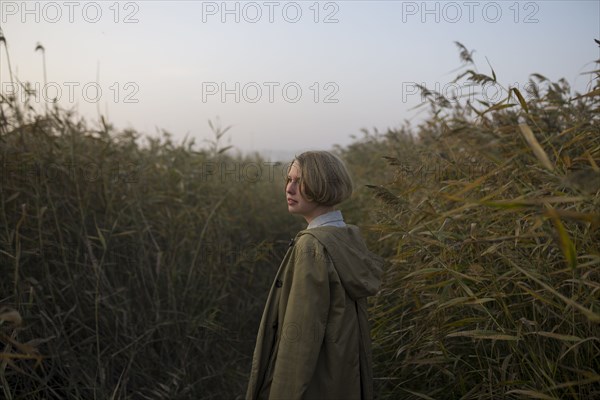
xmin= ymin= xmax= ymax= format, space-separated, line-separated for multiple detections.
xmin=286 ymin=181 xmax=296 ymax=194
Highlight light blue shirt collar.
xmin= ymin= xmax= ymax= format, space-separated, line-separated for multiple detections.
xmin=307 ymin=210 xmax=346 ymax=229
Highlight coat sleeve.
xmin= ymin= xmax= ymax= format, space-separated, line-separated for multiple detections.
xmin=268 ymin=237 xmax=330 ymax=399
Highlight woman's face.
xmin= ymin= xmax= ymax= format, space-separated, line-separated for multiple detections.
xmin=285 ymin=161 xmax=320 ymax=220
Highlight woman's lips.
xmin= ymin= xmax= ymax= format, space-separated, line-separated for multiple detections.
xmin=287 ymin=198 xmax=297 ymax=205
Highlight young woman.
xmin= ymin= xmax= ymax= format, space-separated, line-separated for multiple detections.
xmin=246 ymin=151 xmax=383 ymax=400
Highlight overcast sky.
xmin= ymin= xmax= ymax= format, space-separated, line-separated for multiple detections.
xmin=1 ymin=1 xmax=598 ymax=159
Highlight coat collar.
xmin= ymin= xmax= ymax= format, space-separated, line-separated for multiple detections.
xmin=306 ymin=210 xmax=345 ymax=229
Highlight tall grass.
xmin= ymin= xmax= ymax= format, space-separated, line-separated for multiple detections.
xmin=0 ymin=88 xmax=303 ymax=398
xmin=342 ymin=42 xmax=600 ymax=399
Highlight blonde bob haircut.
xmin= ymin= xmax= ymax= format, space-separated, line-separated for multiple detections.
xmin=287 ymin=151 xmax=353 ymax=206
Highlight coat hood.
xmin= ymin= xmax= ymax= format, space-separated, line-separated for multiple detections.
xmin=297 ymin=225 xmax=383 ymax=300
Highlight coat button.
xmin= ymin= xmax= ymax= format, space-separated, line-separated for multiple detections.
xmin=275 ymin=279 xmax=283 ymax=288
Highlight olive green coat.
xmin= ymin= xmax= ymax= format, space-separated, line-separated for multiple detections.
xmin=245 ymin=225 xmax=384 ymax=400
